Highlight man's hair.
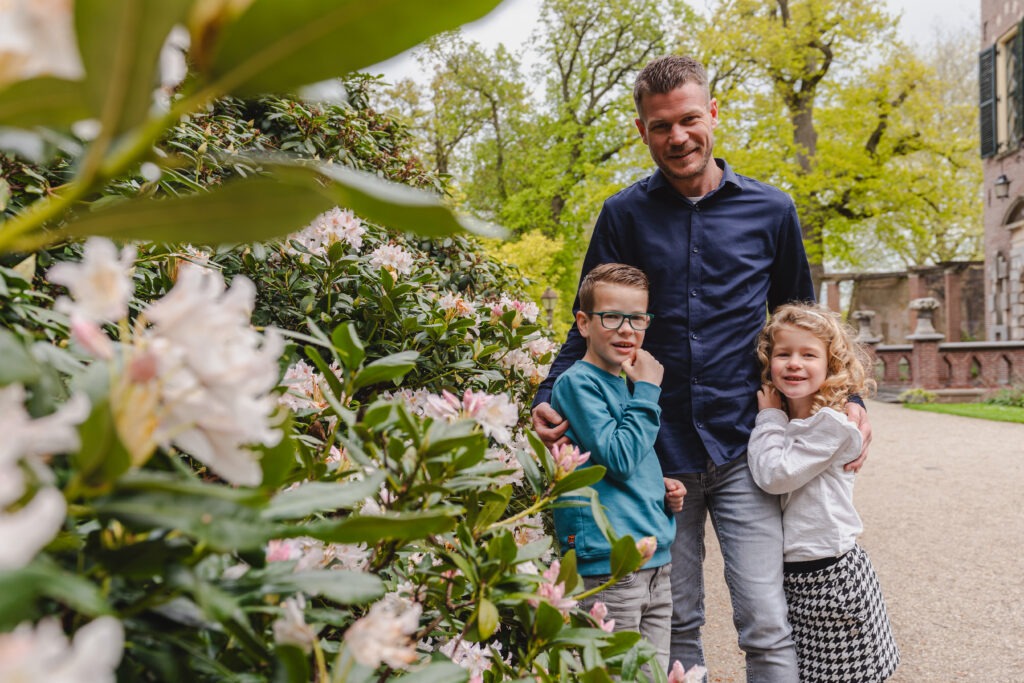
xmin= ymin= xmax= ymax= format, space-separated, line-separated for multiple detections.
xmin=755 ymin=303 xmax=876 ymax=413
xmin=578 ymin=263 xmax=649 ymax=312
xmin=633 ymin=55 xmax=710 ymax=116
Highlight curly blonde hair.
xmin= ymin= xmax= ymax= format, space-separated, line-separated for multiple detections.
xmin=756 ymin=303 xmax=875 ymax=414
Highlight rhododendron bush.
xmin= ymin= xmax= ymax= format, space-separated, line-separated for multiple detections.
xmin=0 ymin=1 xmax=686 ymax=681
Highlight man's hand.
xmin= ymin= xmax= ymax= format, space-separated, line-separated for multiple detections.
xmin=757 ymin=384 xmax=782 ymax=411
xmin=664 ymin=477 xmax=686 ymax=513
xmin=531 ymin=402 xmax=570 ymax=450
xmin=844 ymin=401 xmax=872 ymax=472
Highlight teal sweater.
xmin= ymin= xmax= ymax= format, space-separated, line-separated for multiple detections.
xmin=551 ymin=360 xmax=675 ymax=576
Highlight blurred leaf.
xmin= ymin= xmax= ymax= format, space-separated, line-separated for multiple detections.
xmin=533 ymin=601 xmax=565 ymax=642
xmin=266 ymin=569 xmax=383 ymax=605
xmin=473 ymin=486 xmax=512 ymax=532
xmin=115 ymin=470 xmax=265 ymax=505
xmin=75 ymin=0 xmax=191 ymax=135
xmin=0 ymin=77 xmax=89 ymax=129
xmin=0 ymin=560 xmax=111 ymax=630
xmin=608 ymin=536 xmax=643 ymax=580
xmin=331 ymin=321 xmax=365 ymax=370
xmin=63 ymin=177 xmax=334 ymax=245
xmin=477 ymin=597 xmax=499 ymax=639
xmin=351 ymin=350 xmax=419 ymax=392
xmin=262 ymin=470 xmax=386 ymax=520
xmin=73 ymin=396 xmax=132 ymax=486
xmin=0 ymin=329 xmax=40 ymax=385
xmin=393 ymin=660 xmax=469 ymax=683
xmin=207 ymin=0 xmax=504 ymax=96
xmin=259 ymin=413 xmax=300 ymax=489
xmin=550 ymin=465 xmax=606 ymax=499
xmin=515 ymin=446 xmax=545 ymax=496
xmin=274 ymin=644 xmax=311 ymax=683
xmin=580 ymin=668 xmax=615 ymax=683
xmin=557 ymin=549 xmax=578 ymax=594
xmin=299 ymin=509 xmax=460 ymax=544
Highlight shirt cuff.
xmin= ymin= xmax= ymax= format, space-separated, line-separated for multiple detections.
xmin=755 ymin=408 xmax=789 ymax=427
xmin=632 ymin=381 xmax=662 ymax=403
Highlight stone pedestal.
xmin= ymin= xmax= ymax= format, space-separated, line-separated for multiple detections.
xmin=907 ymin=298 xmax=944 ymax=389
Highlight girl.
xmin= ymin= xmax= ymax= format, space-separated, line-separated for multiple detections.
xmin=748 ymin=303 xmax=899 ymax=682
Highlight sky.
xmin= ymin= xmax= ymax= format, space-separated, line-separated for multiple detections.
xmin=372 ymin=0 xmax=980 ymax=83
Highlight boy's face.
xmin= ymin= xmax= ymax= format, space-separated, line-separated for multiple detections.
xmin=577 ymin=283 xmax=649 ymax=375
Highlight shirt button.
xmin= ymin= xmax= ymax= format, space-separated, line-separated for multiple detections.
xmin=692 ymin=247 xmax=699 ymax=253
xmin=696 ymin=421 xmax=704 ymax=429
xmin=692 ymin=377 xmax=699 ymax=384
xmin=690 ymin=289 xmax=698 ymax=297
xmin=690 ymin=332 xmax=698 ymax=340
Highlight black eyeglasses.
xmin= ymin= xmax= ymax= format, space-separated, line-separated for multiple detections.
xmin=584 ymin=311 xmax=654 ymax=331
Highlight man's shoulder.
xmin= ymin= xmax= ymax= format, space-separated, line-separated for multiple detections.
xmin=726 ymin=167 xmax=794 ymax=207
xmin=602 ymin=174 xmax=656 ymax=210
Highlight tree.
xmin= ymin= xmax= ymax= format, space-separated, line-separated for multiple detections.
xmin=679 ymin=0 xmax=982 ymax=280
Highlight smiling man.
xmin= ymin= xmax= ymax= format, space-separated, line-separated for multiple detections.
xmin=531 ymin=55 xmax=872 ymax=682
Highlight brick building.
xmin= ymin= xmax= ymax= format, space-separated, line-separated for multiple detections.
xmin=981 ymin=0 xmax=1024 ymax=339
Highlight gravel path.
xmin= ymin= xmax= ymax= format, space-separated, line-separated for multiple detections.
xmin=696 ymin=400 xmax=1024 ymax=682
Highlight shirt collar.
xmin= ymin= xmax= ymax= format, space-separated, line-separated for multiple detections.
xmin=647 ymin=159 xmax=744 ymax=197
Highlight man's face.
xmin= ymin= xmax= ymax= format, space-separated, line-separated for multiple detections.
xmin=635 ymin=82 xmax=719 ymax=194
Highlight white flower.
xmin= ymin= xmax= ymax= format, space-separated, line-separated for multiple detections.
xmin=439 ymin=639 xmax=495 ymax=677
xmin=369 ymin=244 xmax=414 ymax=275
xmin=0 ymin=616 xmax=124 ymax=683
xmin=485 ymin=447 xmax=524 ymax=486
xmin=272 ymin=595 xmax=317 ymax=653
xmin=668 ymin=661 xmax=708 ymax=683
xmin=425 ymin=390 xmax=519 ymax=446
xmin=437 ymin=292 xmax=475 ymax=317
xmin=48 ymin=238 xmax=136 ymax=323
xmin=0 ymin=487 xmax=66 ymax=570
xmin=0 ymin=384 xmax=89 ymax=469
xmin=139 ymin=263 xmax=283 ymax=486
xmin=0 ymin=0 xmax=83 ymax=87
xmin=345 ymin=594 xmax=422 ymax=669
xmin=288 ymin=207 xmax=366 ymax=259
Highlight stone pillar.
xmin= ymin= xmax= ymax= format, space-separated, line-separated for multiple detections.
xmin=907 ymin=272 xmax=924 ymax=334
xmin=826 ymin=280 xmax=841 ymax=312
xmin=944 ymin=268 xmax=962 ymax=341
xmin=907 ymin=297 xmax=944 ymax=390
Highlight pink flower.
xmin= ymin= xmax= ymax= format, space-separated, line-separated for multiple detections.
xmin=636 ymin=536 xmax=658 ymax=564
xmin=527 ymin=560 xmax=577 ymax=616
xmin=553 ymin=443 xmax=590 ymax=479
xmin=668 ymin=660 xmax=708 ymax=683
xmin=588 ymin=601 xmax=615 ymax=633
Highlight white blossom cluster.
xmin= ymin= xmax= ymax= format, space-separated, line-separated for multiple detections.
xmin=369 ymin=243 xmax=415 ymax=275
xmin=344 ymin=593 xmax=422 ymax=670
xmin=278 ymin=359 xmax=344 ymax=414
xmin=0 ymin=616 xmax=124 ymax=683
xmin=0 ymin=0 xmax=83 ymax=88
xmin=48 ymin=237 xmax=284 ymax=486
xmin=287 ymin=207 xmax=366 ymax=261
xmin=424 ymin=389 xmax=519 ymax=445
xmin=490 ymin=294 xmax=540 ymax=327
xmin=0 ymin=385 xmax=89 ymax=570
xmin=265 ymin=537 xmax=370 ymax=572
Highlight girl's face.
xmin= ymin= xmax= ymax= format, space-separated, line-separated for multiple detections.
xmin=769 ymin=324 xmax=828 ymax=418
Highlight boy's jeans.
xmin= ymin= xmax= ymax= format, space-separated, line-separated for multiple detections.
xmin=579 ymin=563 xmax=673 ymax=674
xmin=669 ymin=455 xmax=799 ymax=683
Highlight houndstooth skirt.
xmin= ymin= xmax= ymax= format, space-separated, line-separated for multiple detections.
xmin=784 ymin=544 xmax=900 ymax=682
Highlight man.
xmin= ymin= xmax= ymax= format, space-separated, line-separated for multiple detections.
xmin=531 ymin=55 xmax=872 ymax=682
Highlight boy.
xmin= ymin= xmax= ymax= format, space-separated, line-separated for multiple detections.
xmin=550 ymin=263 xmax=685 ymax=672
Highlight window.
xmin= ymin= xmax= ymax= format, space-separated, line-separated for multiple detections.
xmin=980 ymin=22 xmax=1024 ymax=158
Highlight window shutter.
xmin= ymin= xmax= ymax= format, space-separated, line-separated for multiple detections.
xmin=980 ymin=45 xmax=997 ymax=158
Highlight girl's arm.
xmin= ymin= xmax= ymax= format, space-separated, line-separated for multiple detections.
xmin=747 ymin=407 xmax=861 ymax=495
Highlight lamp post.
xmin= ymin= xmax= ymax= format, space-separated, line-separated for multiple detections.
xmin=995 ymin=173 xmax=1011 ymax=199
xmin=540 ymin=287 xmax=558 ymax=327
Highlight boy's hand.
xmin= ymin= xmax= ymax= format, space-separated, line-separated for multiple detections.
xmin=757 ymin=384 xmax=782 ymax=411
xmin=622 ymin=349 xmax=664 ymax=386
xmin=664 ymin=477 xmax=686 ymax=513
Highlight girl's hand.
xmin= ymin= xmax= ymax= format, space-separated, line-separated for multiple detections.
xmin=664 ymin=477 xmax=686 ymax=513
xmin=757 ymin=383 xmax=782 ymax=411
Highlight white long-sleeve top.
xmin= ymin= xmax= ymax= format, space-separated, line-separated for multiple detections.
xmin=748 ymin=407 xmax=863 ymax=562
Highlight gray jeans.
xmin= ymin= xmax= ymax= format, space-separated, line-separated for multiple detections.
xmin=579 ymin=563 xmax=673 ymax=674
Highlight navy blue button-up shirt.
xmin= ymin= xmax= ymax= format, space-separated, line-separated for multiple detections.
xmin=535 ymin=160 xmax=815 ymax=475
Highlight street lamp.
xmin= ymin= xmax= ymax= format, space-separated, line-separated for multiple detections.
xmin=540 ymin=287 xmax=558 ymax=327
xmin=995 ymin=173 xmax=1011 ymax=199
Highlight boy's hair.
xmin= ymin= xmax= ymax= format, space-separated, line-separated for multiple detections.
xmin=578 ymin=263 xmax=649 ymax=312
xmin=756 ymin=303 xmax=876 ymax=414
xmin=633 ymin=55 xmax=711 ymax=116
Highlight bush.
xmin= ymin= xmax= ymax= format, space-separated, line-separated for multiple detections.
xmin=985 ymin=385 xmax=1024 ymax=408
xmin=898 ymin=387 xmax=938 ymax=404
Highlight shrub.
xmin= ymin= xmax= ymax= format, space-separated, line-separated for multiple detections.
xmin=898 ymin=387 xmax=938 ymax=404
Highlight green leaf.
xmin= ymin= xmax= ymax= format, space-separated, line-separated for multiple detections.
xmin=274 ymin=644 xmax=312 ymax=683
xmin=0 ymin=77 xmax=90 ymax=128
xmin=206 ymin=0 xmax=504 ymax=96
xmin=608 ymin=536 xmax=643 ymax=580
xmin=331 ymin=321 xmax=366 ymax=370
xmin=351 ymin=350 xmax=419 ymax=392
xmin=262 ymin=471 xmax=386 ymax=520
xmin=0 ymin=330 xmax=40 ymax=385
xmin=472 ymin=597 xmax=499 ymax=640
xmin=0 ymin=560 xmax=111 ymax=630
xmin=550 ymin=465 xmax=606 ymax=498
xmin=299 ymin=510 xmax=459 ymax=544
xmin=259 ymin=413 xmax=300 ymax=490
xmin=75 ymin=0 xmax=191 ymax=135
xmin=265 ymin=570 xmax=383 ymax=605
xmin=72 ymin=396 xmax=132 ymax=486
xmin=96 ymin=491 xmax=277 ymax=552
xmin=515 ymin=447 xmax=545 ymax=496
xmin=393 ymin=660 xmax=469 ymax=683
xmin=473 ymin=487 xmax=512 ymax=533
xmin=63 ymin=177 xmax=334 ymax=245
xmin=579 ymin=669 xmax=615 ymax=683
xmin=557 ymin=549 xmax=578 ymax=594
xmin=533 ymin=601 xmax=565 ymax=642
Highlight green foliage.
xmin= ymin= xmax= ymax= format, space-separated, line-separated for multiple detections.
xmin=903 ymin=402 xmax=1024 ymax=424
xmin=897 ymin=387 xmax=938 ymax=404
xmin=985 ymin=385 xmax=1024 ymax=408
